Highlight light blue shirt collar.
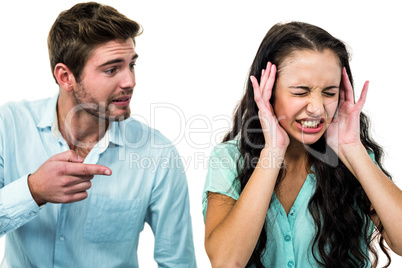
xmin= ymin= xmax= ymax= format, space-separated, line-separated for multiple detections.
xmin=36 ymin=93 xmax=58 ymax=129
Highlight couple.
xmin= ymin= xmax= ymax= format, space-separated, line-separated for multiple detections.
xmin=1 ymin=2 xmax=401 ymax=268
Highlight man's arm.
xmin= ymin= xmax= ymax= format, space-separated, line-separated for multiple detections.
xmin=0 ymin=169 xmax=40 ymax=236
xmin=0 ymin=108 xmax=40 ymax=235
xmin=0 ymin=150 xmax=112 ymax=236
xmin=145 ymin=148 xmax=197 ymax=268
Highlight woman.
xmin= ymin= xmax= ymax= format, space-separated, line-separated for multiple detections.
xmin=203 ymin=21 xmax=402 ymax=267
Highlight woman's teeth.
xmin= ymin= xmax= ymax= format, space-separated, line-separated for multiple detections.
xmin=300 ymin=120 xmax=320 ymax=128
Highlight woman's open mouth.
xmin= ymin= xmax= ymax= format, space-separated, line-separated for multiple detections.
xmin=296 ymin=118 xmax=324 ymax=133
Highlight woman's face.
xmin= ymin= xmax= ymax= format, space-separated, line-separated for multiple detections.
xmin=273 ymin=49 xmax=341 ymax=145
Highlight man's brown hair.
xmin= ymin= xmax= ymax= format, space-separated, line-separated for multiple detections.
xmin=48 ymin=2 xmax=142 ymax=84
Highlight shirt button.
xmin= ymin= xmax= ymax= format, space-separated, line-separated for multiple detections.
xmin=284 ymin=235 xmax=291 ymax=242
xmin=287 ymin=260 xmax=295 ymax=268
xmin=59 ymin=236 xmax=65 ymax=241
xmin=289 ymin=209 xmax=295 ymax=216
xmin=29 ymin=211 xmax=36 ymax=216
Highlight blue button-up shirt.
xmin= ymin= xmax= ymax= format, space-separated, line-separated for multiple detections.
xmin=0 ymin=94 xmax=196 ymax=267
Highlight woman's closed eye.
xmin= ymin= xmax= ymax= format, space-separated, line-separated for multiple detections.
xmin=323 ymin=91 xmax=337 ymax=97
xmin=290 ymin=86 xmax=309 ymax=96
xmin=292 ymin=91 xmax=308 ymax=96
xmin=322 ymin=87 xmax=339 ymax=97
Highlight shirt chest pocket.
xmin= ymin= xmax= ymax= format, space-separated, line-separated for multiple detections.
xmin=83 ymin=196 xmax=141 ymax=243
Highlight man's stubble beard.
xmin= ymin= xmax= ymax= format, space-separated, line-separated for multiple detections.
xmin=72 ymin=84 xmax=131 ymax=122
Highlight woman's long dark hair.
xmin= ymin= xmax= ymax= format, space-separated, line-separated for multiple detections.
xmin=223 ymin=22 xmax=392 ymax=267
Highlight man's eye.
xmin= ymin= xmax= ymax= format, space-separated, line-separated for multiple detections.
xmin=129 ymin=63 xmax=136 ymax=69
xmin=105 ymin=67 xmax=116 ymax=74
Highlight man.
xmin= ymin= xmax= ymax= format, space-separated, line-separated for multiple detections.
xmin=0 ymin=2 xmax=196 ymax=267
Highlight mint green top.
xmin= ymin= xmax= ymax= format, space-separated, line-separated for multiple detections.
xmin=202 ymin=140 xmax=373 ymax=268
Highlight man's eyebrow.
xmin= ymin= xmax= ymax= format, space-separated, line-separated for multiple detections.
xmin=132 ymin=54 xmax=139 ymax=61
xmin=99 ymin=54 xmax=139 ymax=67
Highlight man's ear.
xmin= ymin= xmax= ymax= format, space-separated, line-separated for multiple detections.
xmin=54 ymin=63 xmax=76 ymax=92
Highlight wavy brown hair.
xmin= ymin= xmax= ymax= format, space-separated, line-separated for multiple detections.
xmin=223 ymin=21 xmax=392 ymax=267
xmin=48 ymin=2 xmax=142 ymax=84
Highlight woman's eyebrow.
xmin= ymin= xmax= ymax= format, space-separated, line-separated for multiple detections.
xmin=288 ymin=86 xmax=339 ymax=90
xmin=323 ymin=86 xmax=339 ymax=90
xmin=289 ymin=86 xmax=310 ymax=90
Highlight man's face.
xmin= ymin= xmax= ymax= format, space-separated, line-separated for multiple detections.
xmin=72 ymin=38 xmax=137 ymax=121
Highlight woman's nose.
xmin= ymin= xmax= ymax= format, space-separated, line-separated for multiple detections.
xmin=306 ymin=96 xmax=324 ymax=117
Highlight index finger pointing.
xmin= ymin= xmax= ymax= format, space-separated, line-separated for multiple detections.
xmin=66 ymin=163 xmax=112 ymax=176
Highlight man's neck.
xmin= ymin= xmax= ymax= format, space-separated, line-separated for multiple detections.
xmin=57 ymin=97 xmax=109 ymax=159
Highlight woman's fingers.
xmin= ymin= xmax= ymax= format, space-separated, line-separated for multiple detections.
xmin=251 ymin=62 xmax=277 ymax=115
xmin=263 ymin=64 xmax=276 ymax=101
xmin=259 ymin=62 xmax=271 ymax=91
xmin=356 ymin=81 xmax=369 ymax=111
xmin=251 ymin=75 xmax=269 ymax=114
xmin=342 ymin=68 xmax=355 ymax=103
xmin=340 ymin=67 xmax=369 ymax=112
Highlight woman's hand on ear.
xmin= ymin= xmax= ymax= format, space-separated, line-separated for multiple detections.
xmin=326 ymin=67 xmax=369 ymax=155
xmin=250 ymin=62 xmax=289 ymax=151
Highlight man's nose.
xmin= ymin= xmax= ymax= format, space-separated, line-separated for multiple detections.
xmin=120 ymin=69 xmax=136 ymax=90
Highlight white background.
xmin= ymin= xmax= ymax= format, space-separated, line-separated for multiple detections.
xmin=1 ymin=0 xmax=401 ymax=267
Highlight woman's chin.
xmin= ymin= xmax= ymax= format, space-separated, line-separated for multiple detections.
xmin=291 ymin=133 xmax=323 ymax=146
xmin=285 ymin=124 xmax=326 ymax=147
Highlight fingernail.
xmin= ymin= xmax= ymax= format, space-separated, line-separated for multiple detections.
xmin=105 ymin=170 xmax=111 ymax=175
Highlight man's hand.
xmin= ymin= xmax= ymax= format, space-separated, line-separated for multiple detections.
xmin=28 ymin=150 xmax=112 ymax=205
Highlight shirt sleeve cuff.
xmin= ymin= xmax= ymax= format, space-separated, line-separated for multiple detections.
xmin=1 ymin=174 xmax=40 ymax=224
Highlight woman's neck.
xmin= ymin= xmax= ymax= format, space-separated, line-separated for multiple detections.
xmin=284 ymin=137 xmax=311 ymax=173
